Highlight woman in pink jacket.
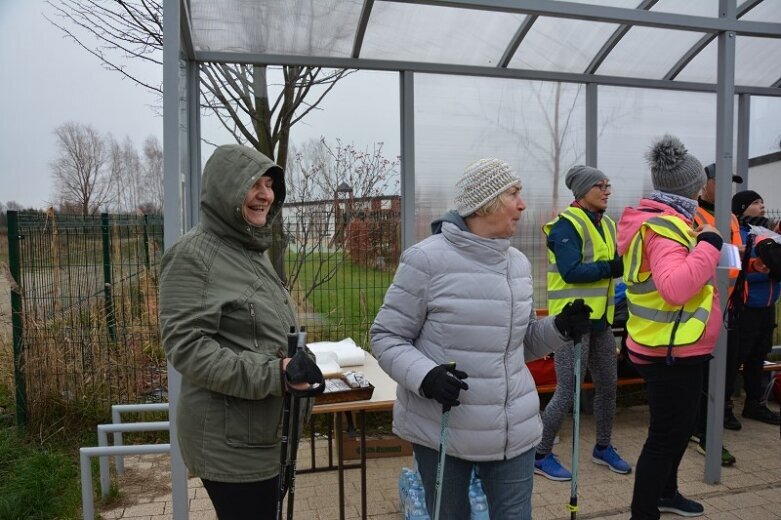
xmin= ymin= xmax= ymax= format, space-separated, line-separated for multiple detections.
xmin=617 ymin=135 xmax=722 ymax=520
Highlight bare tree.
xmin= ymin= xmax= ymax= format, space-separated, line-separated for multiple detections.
xmin=107 ymin=134 xmax=144 ymax=212
xmin=141 ymin=135 xmax=164 ymax=213
xmin=45 ymin=0 xmax=351 ymax=169
xmin=285 ymin=139 xmax=400 ymax=298
xmin=50 ymin=122 xmax=112 ymax=215
xmin=46 ymin=0 xmax=353 ymax=277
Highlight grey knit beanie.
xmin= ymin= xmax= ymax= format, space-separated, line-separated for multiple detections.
xmin=646 ymin=135 xmax=706 ymax=198
xmin=565 ymin=165 xmax=608 ymax=200
xmin=454 ymin=158 xmax=521 ymax=217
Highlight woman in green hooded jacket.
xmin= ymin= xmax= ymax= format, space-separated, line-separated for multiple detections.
xmin=159 ymin=145 xmax=317 ymax=519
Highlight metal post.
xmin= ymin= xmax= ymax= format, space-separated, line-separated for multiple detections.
xmin=7 ymin=211 xmax=26 ymax=429
xmin=100 ymin=213 xmax=116 ymax=342
xmin=585 ymin=83 xmax=598 ymax=167
xmin=163 ymin=0 xmax=189 ymax=516
xmin=400 ymin=71 xmax=416 ymax=251
xmin=705 ymin=0 xmax=737 ymax=484
xmin=736 ymin=94 xmax=751 ymax=187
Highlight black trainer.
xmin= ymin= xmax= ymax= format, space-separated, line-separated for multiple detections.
xmin=658 ymin=491 xmax=704 ymax=517
xmin=723 ymin=407 xmax=742 ymax=431
xmin=742 ymin=403 xmax=781 ymax=425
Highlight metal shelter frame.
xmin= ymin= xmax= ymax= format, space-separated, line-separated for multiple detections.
xmin=162 ymin=1 xmax=781 ymax=517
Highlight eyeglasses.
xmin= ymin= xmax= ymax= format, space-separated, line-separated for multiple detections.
xmin=593 ymin=182 xmax=612 ymax=192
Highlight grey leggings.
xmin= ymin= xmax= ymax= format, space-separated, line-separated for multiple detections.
xmin=536 ymin=327 xmax=618 ymax=455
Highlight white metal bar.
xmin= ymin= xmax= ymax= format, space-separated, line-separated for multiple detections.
xmin=111 ymin=403 xmax=170 ymax=475
xmin=81 ymin=444 xmax=171 ymax=520
xmin=97 ymin=422 xmax=170 ymax=497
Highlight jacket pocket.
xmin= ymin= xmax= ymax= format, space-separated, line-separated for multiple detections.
xmin=224 ymin=394 xmax=283 ymax=448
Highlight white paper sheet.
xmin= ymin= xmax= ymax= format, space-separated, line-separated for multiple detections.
xmin=307 ymin=337 xmax=367 ymax=367
xmin=717 ymin=243 xmax=741 ymax=270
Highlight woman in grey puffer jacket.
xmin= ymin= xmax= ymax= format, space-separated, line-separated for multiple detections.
xmin=371 ymin=158 xmax=592 ymax=520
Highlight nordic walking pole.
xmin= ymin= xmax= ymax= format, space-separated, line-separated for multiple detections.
xmin=285 ymin=326 xmax=307 ymax=520
xmin=276 ymin=326 xmax=299 ymax=520
xmin=433 ymin=362 xmax=456 ymax=520
xmin=567 ymin=337 xmax=583 ymax=520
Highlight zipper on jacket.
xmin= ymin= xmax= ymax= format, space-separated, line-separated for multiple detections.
xmin=249 ymin=303 xmax=259 ymax=349
xmin=504 ymin=260 xmax=512 ymax=456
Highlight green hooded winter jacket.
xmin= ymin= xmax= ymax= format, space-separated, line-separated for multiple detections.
xmin=159 ymin=144 xmax=305 ymax=482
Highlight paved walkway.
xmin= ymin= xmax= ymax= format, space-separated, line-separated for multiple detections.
xmin=99 ymin=400 xmax=781 ymax=520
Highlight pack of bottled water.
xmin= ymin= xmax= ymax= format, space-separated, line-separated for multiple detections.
xmin=398 ymin=466 xmax=489 ymax=520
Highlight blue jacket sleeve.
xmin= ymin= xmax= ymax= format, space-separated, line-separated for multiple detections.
xmin=547 ymin=218 xmax=612 ymax=284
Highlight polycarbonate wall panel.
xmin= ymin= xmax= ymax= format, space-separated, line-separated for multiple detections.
xmin=189 ymin=0 xmax=361 ymax=56
xmin=749 ymin=97 xmax=781 ymax=158
xmin=508 ymin=16 xmax=620 ymax=73
xmin=596 ymin=26 xmax=707 ymax=79
xmin=414 ymin=74 xmax=585 ymax=302
xmin=598 ymin=86 xmax=717 ymax=211
xmin=747 ymin=97 xmax=781 ymax=205
xmin=676 ymin=36 xmax=781 ymax=87
xmin=361 ymin=2 xmax=525 ymax=65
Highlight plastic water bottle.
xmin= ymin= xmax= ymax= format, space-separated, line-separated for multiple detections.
xmin=406 ymin=484 xmax=429 ymax=520
xmin=469 ymin=472 xmax=489 ymax=520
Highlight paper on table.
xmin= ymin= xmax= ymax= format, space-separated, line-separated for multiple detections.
xmin=307 ymin=337 xmax=367 ymax=367
xmin=314 ymin=351 xmax=342 ymax=378
xmin=717 ymin=243 xmax=741 ymax=270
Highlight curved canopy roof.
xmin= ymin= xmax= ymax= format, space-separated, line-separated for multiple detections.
xmin=183 ymin=0 xmax=781 ymax=95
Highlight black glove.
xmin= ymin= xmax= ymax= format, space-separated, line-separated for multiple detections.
xmin=420 ymin=364 xmax=469 ymax=411
xmin=285 ymin=350 xmax=326 ymax=397
xmin=608 ymin=257 xmax=624 ymax=278
xmin=554 ymin=298 xmax=593 ymax=340
xmin=755 ymin=238 xmax=781 ymax=281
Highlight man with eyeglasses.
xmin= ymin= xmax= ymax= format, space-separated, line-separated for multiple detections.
xmin=535 ymin=165 xmax=631 ymax=481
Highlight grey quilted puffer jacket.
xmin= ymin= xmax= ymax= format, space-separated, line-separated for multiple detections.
xmin=370 ymin=211 xmax=567 ymax=461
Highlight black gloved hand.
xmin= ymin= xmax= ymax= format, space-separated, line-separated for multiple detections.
xmin=285 ymin=350 xmax=326 ymax=397
xmin=755 ymin=238 xmax=781 ymax=281
xmin=420 ymin=364 xmax=469 ymax=411
xmin=554 ymin=298 xmax=593 ymax=340
xmin=608 ymin=257 xmax=624 ymax=278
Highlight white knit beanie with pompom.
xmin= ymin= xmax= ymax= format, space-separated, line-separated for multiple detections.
xmin=454 ymin=158 xmax=521 ymax=217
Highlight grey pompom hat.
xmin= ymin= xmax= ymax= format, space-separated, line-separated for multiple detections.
xmin=646 ymin=135 xmax=706 ymax=198
xmin=454 ymin=158 xmax=521 ymax=217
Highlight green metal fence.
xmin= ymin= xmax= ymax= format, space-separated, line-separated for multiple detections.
xmin=7 ymin=211 xmax=165 ymax=429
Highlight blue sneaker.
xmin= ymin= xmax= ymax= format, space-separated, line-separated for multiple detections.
xmin=658 ymin=491 xmax=704 ymax=517
xmin=534 ymin=453 xmax=572 ymax=481
xmin=591 ymin=444 xmax=632 ymax=474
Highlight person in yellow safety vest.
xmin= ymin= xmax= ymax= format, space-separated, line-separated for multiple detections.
xmin=617 ymin=135 xmax=722 ymax=519
xmin=690 ymin=162 xmax=744 ymax=467
xmin=533 ymin=165 xmax=631 ymax=482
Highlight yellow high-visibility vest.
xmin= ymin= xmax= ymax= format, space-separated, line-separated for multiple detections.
xmin=543 ymin=207 xmax=616 ymax=323
xmin=623 ymin=215 xmax=714 ymax=348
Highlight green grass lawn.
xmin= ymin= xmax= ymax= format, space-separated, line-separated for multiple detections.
xmin=290 ymin=252 xmax=394 ymax=347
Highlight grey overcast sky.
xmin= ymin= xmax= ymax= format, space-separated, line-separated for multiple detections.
xmin=0 ymin=0 xmax=401 ymax=210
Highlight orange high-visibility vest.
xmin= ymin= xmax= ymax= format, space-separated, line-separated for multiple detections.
xmin=693 ymin=206 xmax=742 ymax=284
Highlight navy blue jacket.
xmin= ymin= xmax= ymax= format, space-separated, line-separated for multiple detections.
xmin=739 ymin=225 xmax=780 ymax=308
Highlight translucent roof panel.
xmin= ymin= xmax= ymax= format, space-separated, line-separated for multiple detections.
xmin=676 ymin=36 xmax=781 ymax=87
xmin=360 ymin=2 xmax=525 ymax=66
xmin=650 ymin=0 xmax=719 ymax=17
xmin=740 ymin=0 xmax=781 ymax=24
xmin=596 ymin=26 xmax=707 ymax=79
xmin=189 ymin=0 xmax=362 ymax=56
xmin=508 ymin=16 xmax=621 ymax=73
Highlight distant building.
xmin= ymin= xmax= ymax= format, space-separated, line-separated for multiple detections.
xmin=746 ymin=151 xmax=781 ymax=207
